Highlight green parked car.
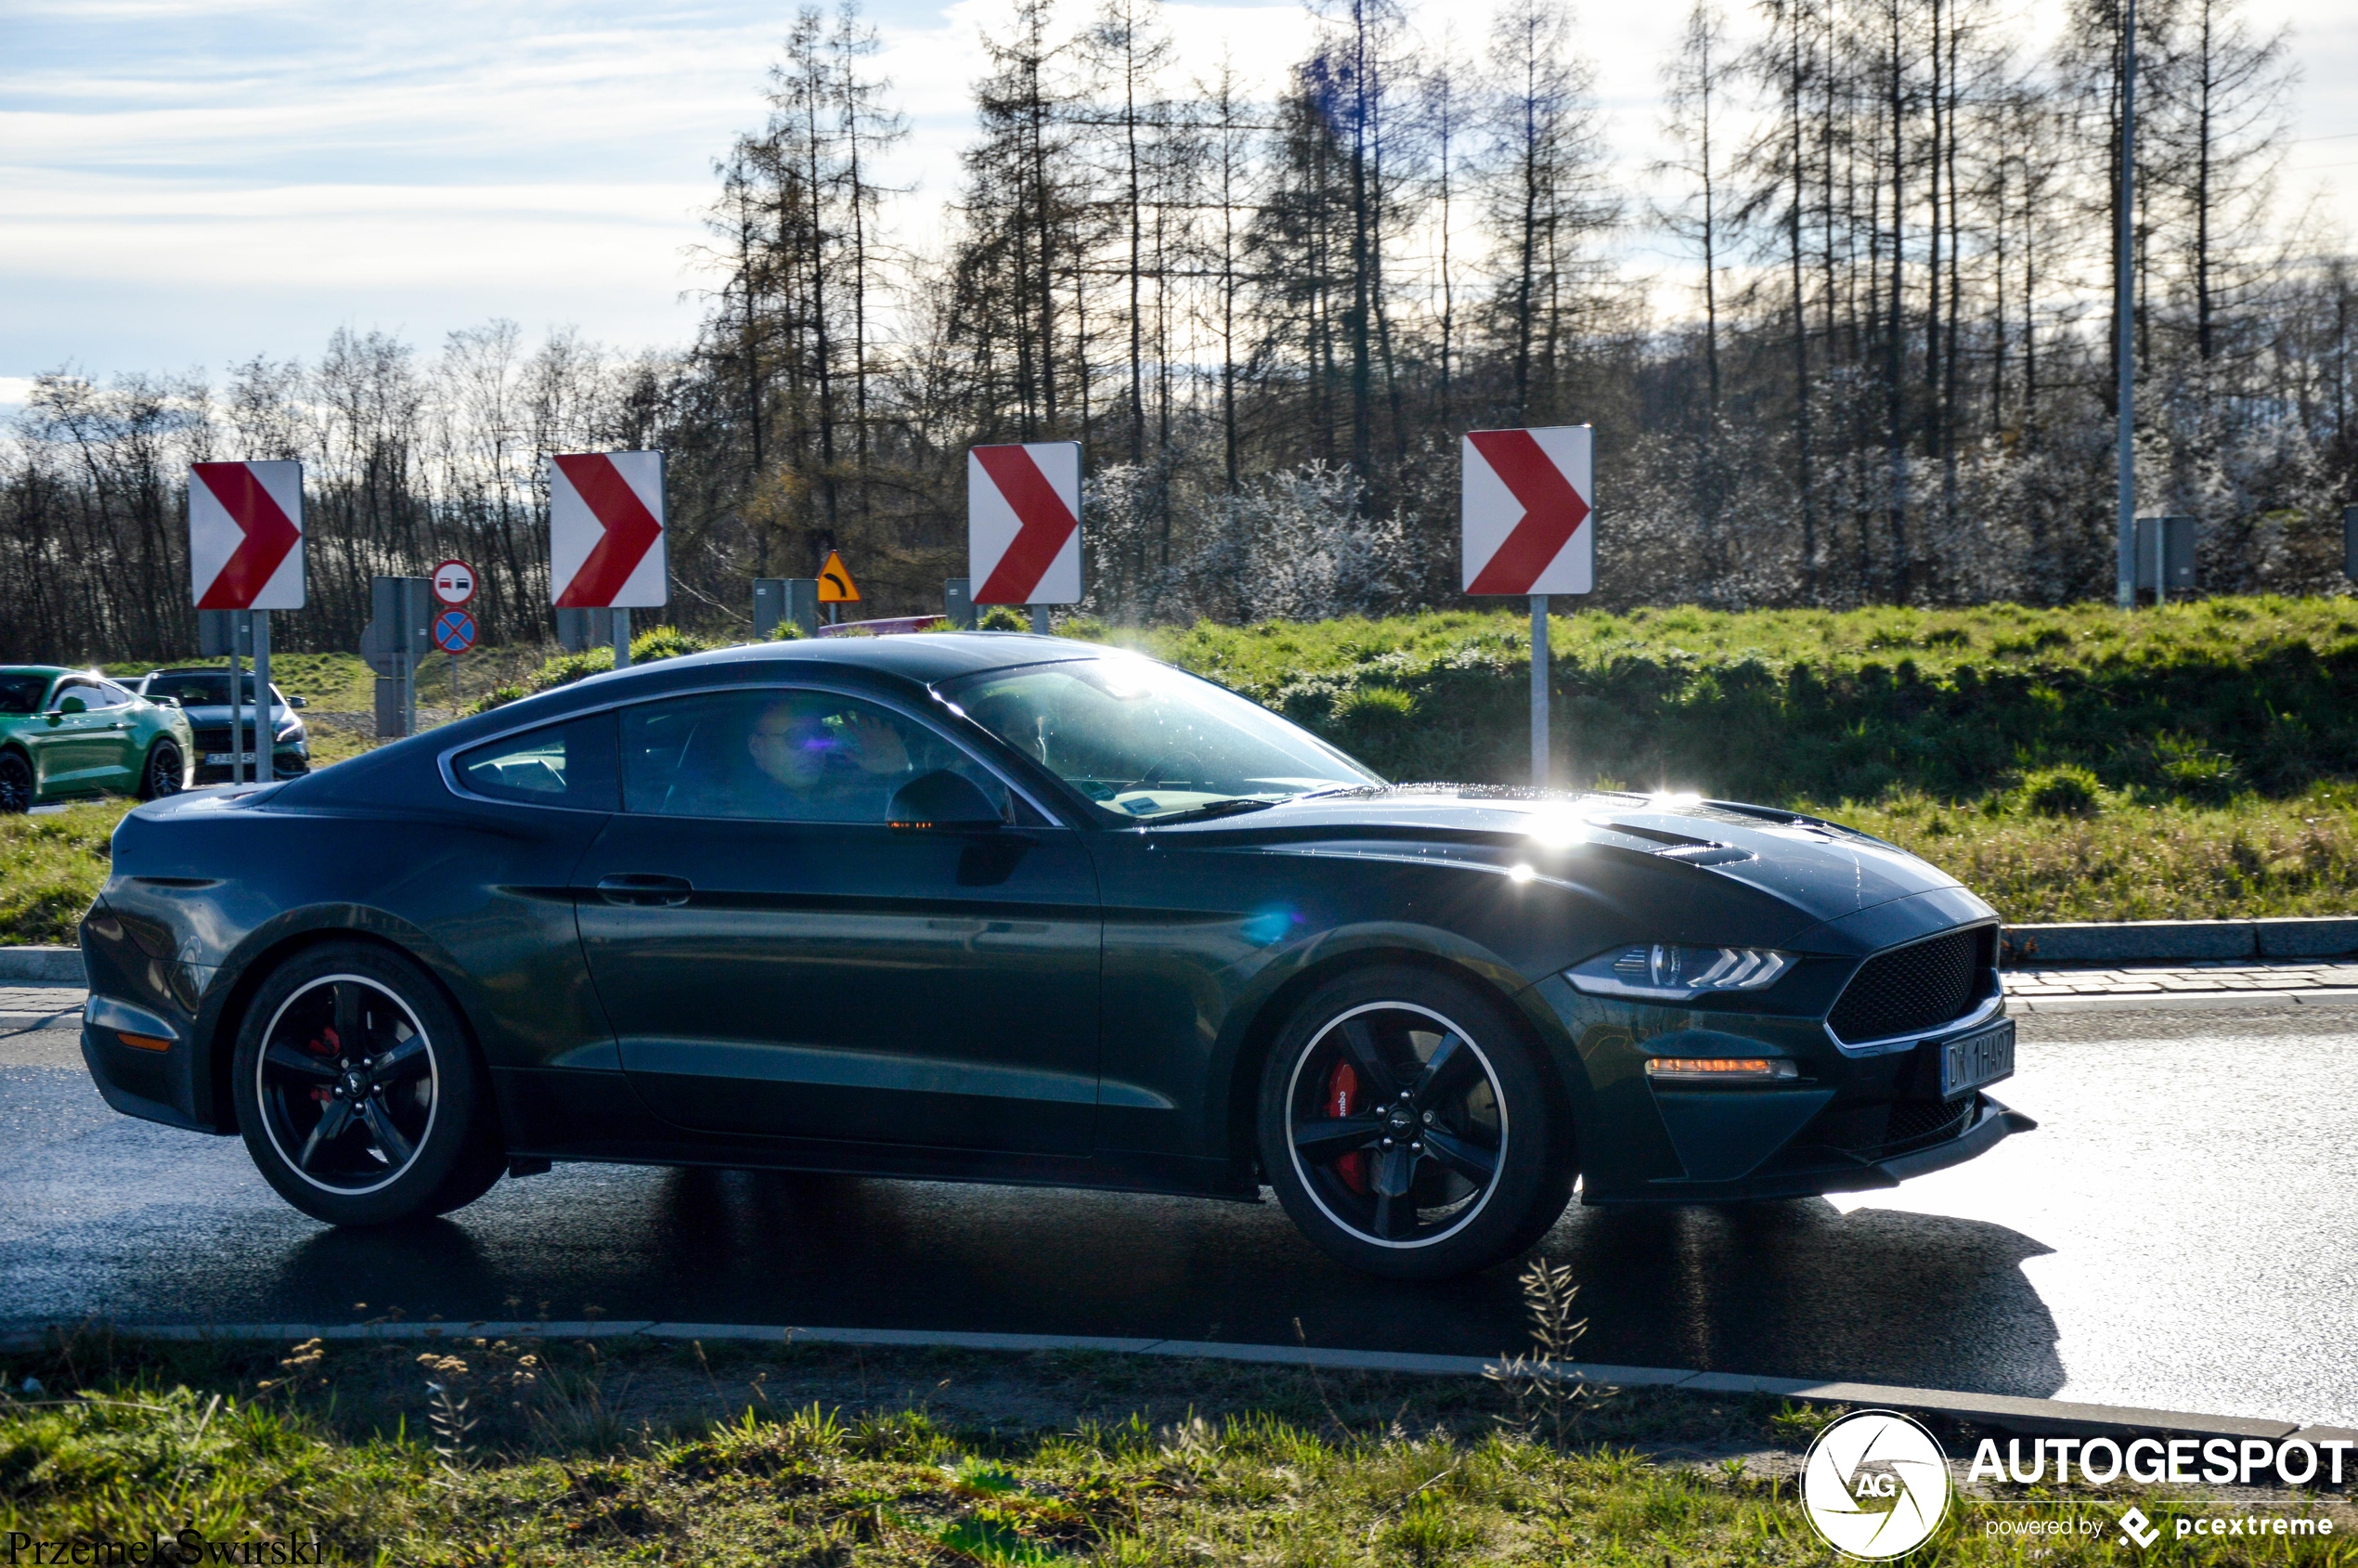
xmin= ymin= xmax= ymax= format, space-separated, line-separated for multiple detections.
xmin=0 ymin=667 xmax=196 ymax=812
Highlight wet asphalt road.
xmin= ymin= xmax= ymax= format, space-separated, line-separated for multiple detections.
xmin=5 ymin=1005 xmax=2355 ymax=1428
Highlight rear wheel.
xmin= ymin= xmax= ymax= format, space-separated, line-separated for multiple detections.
xmin=137 ymin=740 xmax=184 ymax=801
xmin=231 ymin=941 xmax=505 ymax=1225
xmin=1257 ymin=966 xmax=1574 ymax=1280
xmin=0 ymin=750 xmax=30 ymax=813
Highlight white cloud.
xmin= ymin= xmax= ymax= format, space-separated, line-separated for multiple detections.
xmin=5 ymin=0 xmax=2355 ymax=383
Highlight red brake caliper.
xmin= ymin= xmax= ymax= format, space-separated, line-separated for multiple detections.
xmin=308 ymin=1024 xmax=340 ymax=1103
xmin=1326 ymin=1060 xmax=1368 ymax=1194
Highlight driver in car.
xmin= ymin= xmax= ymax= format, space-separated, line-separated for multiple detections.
xmin=745 ymin=696 xmax=912 ymax=819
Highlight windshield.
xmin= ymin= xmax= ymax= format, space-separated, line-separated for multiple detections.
xmin=142 ymin=672 xmax=271 ymax=706
xmin=939 ymin=655 xmax=1381 ymax=822
xmin=0 ymin=675 xmax=50 ymax=716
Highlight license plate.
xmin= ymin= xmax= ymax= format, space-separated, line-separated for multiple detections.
xmin=204 ymin=752 xmax=259 ymax=766
xmin=1940 ymin=1020 xmax=2015 ymax=1098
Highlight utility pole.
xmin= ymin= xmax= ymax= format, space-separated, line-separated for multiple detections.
xmin=2116 ymin=0 xmax=2138 ymax=609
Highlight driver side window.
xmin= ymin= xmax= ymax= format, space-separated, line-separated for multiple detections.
xmin=48 ymin=677 xmax=98 ymax=714
xmin=619 ymin=689 xmax=1012 ymax=824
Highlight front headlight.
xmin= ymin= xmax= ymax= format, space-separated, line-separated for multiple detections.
xmin=1566 ymin=944 xmax=1795 ymax=1002
xmin=275 ymin=721 xmax=303 ymax=743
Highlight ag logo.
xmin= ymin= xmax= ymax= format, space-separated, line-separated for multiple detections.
xmin=1800 ymin=1409 xmax=1951 ymax=1560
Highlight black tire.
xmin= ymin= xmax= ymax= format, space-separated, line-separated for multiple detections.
xmin=1257 ymin=966 xmax=1574 ymax=1280
xmin=231 ymin=941 xmax=505 ymax=1225
xmin=137 ymin=740 xmax=184 ymax=802
xmin=0 ymin=749 xmax=30 ymax=813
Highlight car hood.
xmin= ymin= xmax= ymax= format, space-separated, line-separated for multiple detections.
xmin=176 ymin=703 xmax=293 ymax=726
xmin=1155 ymin=786 xmax=1983 ymax=934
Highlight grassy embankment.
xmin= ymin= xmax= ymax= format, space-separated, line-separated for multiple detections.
xmin=1113 ymin=596 xmax=2358 ymax=925
xmin=1 ymin=1328 xmax=2343 ymax=1565
xmin=5 ymin=598 xmax=2353 ymax=942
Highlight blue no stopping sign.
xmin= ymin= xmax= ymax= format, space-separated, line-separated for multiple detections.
xmin=433 ymin=609 xmax=476 ymax=654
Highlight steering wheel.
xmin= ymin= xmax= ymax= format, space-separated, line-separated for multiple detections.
xmin=1129 ymin=751 xmax=1203 ymax=791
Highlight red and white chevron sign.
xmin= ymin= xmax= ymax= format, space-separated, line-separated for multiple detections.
xmin=1461 ymin=425 xmax=1593 ymax=596
xmin=549 ymin=450 xmax=667 ymax=609
xmin=189 ymin=460 xmax=304 ymax=610
xmin=969 ymin=442 xmax=1082 ymax=605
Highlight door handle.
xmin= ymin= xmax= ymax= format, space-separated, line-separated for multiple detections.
xmin=596 ymin=874 xmax=693 ymax=907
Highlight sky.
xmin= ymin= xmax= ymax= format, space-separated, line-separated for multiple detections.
xmin=7 ymin=0 xmax=2358 ymax=414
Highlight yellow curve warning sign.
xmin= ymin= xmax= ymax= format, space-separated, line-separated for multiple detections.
xmin=817 ymin=550 xmax=861 ymax=603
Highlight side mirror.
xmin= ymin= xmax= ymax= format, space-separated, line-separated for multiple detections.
xmin=57 ymin=696 xmax=86 ymax=716
xmin=287 ymin=695 xmax=308 ymax=709
xmin=153 ymin=695 xmax=179 ymax=708
xmin=887 ymin=770 xmax=1004 ymax=829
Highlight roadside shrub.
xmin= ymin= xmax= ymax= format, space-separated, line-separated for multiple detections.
xmin=978 ymin=606 xmax=1031 ymax=631
xmin=2149 ymin=732 xmax=2244 ymax=804
xmin=2022 ymin=766 xmax=2102 ymax=818
xmin=466 ymin=684 xmax=525 ymax=716
xmin=628 ymin=626 xmax=703 ymax=664
xmin=767 ymin=621 xmax=805 ymax=641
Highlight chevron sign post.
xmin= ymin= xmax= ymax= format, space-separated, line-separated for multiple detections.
xmin=1461 ymin=425 xmax=1593 ymax=789
xmin=549 ymin=450 xmax=666 ymax=668
xmin=969 ymin=442 xmax=1081 ymax=632
xmin=190 ymin=460 xmax=304 ymax=611
xmin=189 ymin=460 xmax=304 ymax=785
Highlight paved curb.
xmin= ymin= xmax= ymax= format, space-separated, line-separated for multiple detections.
xmin=2004 ymin=917 xmax=2358 ymax=965
xmin=0 ymin=948 xmax=85 ymax=984
xmin=2 ymin=1318 xmax=2344 ymax=1449
xmin=2008 ymin=988 xmax=2358 ymax=1015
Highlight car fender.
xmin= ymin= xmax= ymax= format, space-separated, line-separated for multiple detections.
xmin=1203 ymin=917 xmax=1598 ymax=1184
xmin=193 ymin=901 xmax=500 ymax=1134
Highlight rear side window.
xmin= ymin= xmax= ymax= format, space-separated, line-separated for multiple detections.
xmin=452 ymin=712 xmax=619 ymax=810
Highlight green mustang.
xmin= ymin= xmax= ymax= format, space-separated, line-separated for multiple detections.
xmin=0 ymin=667 xmax=195 ymax=812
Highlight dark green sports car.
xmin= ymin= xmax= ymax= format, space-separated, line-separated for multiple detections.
xmin=0 ymin=666 xmax=194 ymax=811
xmin=78 ymin=634 xmax=2028 ymax=1279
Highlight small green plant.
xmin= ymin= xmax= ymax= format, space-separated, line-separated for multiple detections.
xmin=467 ymin=683 xmax=526 ymax=715
xmin=2151 ymin=732 xmax=2244 ymax=804
xmin=418 ymin=1351 xmax=477 ymax=1474
xmin=768 ymin=620 xmax=806 ymax=641
xmin=978 ymin=605 xmax=1032 ymax=631
xmin=628 ymin=626 xmax=704 ymax=664
xmin=1768 ymin=1399 xmax=1847 ymax=1444
xmin=2022 ymin=765 xmax=2102 ymax=818
xmin=1382 ymin=1491 xmax=1483 ymax=1565
xmin=1484 ymin=1258 xmax=1607 ymax=1456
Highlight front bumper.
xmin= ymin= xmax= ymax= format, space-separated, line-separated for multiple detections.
xmin=192 ymin=744 xmax=307 ymax=784
xmin=1527 ymin=974 xmax=2034 ymax=1203
xmin=1608 ymin=1093 xmax=2038 ymax=1203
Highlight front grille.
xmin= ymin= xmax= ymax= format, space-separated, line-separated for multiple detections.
xmin=1827 ymin=927 xmax=1990 ymax=1043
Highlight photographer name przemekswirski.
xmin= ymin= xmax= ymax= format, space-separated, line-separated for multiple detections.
xmin=4 ymin=1530 xmax=330 ymax=1565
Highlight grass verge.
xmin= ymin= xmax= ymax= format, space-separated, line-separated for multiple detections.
xmin=0 ymin=1328 xmax=2344 ymax=1566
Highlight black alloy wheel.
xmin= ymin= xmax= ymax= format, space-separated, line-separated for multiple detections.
xmin=0 ymin=750 xmax=30 ymax=813
xmin=232 ymin=942 xmax=506 ymax=1225
xmin=1258 ymin=967 xmax=1575 ymax=1279
xmin=138 ymin=741 xmax=184 ymax=801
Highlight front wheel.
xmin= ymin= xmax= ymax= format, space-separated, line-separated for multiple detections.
xmin=137 ymin=740 xmax=184 ymax=801
xmin=231 ymin=941 xmax=506 ymax=1225
xmin=1257 ymin=966 xmax=1575 ymax=1280
xmin=0 ymin=750 xmax=30 ymax=813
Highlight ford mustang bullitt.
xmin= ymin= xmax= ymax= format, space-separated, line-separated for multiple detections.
xmin=78 ymin=634 xmax=2029 ymax=1278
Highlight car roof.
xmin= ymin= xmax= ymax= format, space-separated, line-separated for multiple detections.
xmin=0 ymin=667 xmax=73 ymax=680
xmin=617 ymin=631 xmax=1109 ymax=687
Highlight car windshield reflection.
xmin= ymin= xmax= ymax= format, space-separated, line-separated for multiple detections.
xmin=939 ymin=656 xmax=1380 ymax=822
